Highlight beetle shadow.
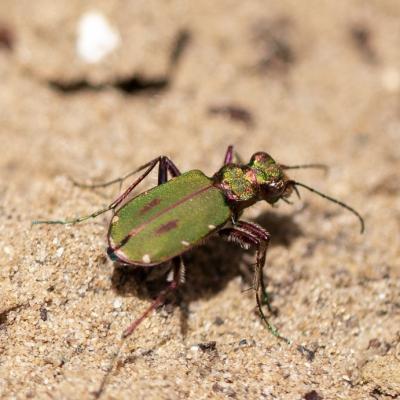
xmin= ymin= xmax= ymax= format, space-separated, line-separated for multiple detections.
xmin=110 ymin=209 xmax=302 ymax=337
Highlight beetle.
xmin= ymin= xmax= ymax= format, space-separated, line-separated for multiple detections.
xmin=33 ymin=145 xmax=364 ymax=343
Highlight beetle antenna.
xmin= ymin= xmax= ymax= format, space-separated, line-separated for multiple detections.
xmin=292 ymin=181 xmax=365 ymax=234
xmin=281 ymin=163 xmax=329 ymax=173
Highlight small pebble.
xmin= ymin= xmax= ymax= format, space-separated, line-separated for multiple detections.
xmin=56 ymin=247 xmax=64 ymax=258
xmin=4 ymin=245 xmax=13 ymax=256
xmin=381 ymin=67 xmax=400 ymax=93
xmin=113 ymin=298 xmax=123 ymax=309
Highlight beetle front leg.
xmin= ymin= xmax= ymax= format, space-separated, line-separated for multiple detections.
xmin=223 ymin=145 xmax=234 ymax=165
xmin=222 ymin=145 xmax=245 ymax=166
xmin=240 ymin=222 xmax=276 ymax=312
xmin=220 ymin=221 xmax=270 ymax=301
xmin=219 ymin=221 xmax=290 ymax=343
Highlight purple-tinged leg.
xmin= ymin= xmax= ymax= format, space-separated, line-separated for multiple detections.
xmin=122 ymin=256 xmax=183 ymax=338
xmin=115 ymin=157 xmax=182 ymax=336
xmin=219 ymin=220 xmax=290 ymax=343
xmin=70 ymin=156 xmax=181 ymax=189
xmin=223 ymin=145 xmax=234 ymax=165
xmin=70 ymin=157 xmax=163 ymax=189
xmin=94 ymin=257 xmax=183 ymax=399
xmin=234 ymin=221 xmax=270 ymax=302
xmin=118 ymin=153 xmax=182 ymax=335
xmin=33 ymin=156 xmax=181 ymax=226
xmin=158 ymin=156 xmax=181 ymax=184
xmin=222 ymin=145 xmax=245 ymax=166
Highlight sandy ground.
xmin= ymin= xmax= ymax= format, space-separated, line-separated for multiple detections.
xmin=1 ymin=1 xmax=400 ymax=399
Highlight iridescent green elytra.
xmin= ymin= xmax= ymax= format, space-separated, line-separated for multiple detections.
xmin=33 ymin=146 xmax=364 ymax=345
xmin=109 ymin=170 xmax=231 ymax=265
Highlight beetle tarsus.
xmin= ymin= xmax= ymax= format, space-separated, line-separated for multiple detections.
xmin=32 ymin=205 xmax=114 ymax=226
xmin=256 ymin=289 xmax=291 ymax=344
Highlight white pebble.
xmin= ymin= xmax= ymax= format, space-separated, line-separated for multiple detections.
xmin=113 ymin=298 xmax=123 ymax=309
xmin=4 ymin=246 xmax=13 ymax=256
xmin=56 ymin=247 xmax=64 ymax=258
xmin=76 ymin=11 xmax=120 ymax=63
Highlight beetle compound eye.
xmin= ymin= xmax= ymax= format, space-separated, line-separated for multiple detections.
xmin=262 ymin=180 xmax=284 ymax=196
xmin=250 ymin=152 xmax=276 ymax=168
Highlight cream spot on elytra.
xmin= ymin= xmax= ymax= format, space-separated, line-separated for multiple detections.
xmin=142 ymin=254 xmax=151 ymax=264
xmin=208 ymin=224 xmax=216 ymax=230
xmin=181 ymin=240 xmax=190 ymax=247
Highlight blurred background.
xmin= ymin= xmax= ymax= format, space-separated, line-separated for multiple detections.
xmin=1 ymin=1 xmax=399 ymax=399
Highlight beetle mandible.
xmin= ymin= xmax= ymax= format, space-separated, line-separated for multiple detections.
xmin=33 ymin=145 xmax=364 ymax=343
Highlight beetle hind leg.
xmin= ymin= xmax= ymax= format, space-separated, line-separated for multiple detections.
xmin=122 ymin=256 xmax=183 ymax=338
xmin=32 ymin=156 xmax=181 ymax=226
xmin=93 ymin=256 xmax=184 ymax=399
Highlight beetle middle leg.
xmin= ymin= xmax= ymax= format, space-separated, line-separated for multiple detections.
xmin=219 ymin=221 xmax=290 ymax=343
xmin=70 ymin=156 xmax=181 ymax=189
xmin=158 ymin=155 xmax=181 ymax=184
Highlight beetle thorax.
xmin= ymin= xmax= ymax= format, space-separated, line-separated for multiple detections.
xmin=213 ymin=165 xmax=258 ymax=206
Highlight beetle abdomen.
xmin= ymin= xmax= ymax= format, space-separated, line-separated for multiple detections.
xmin=108 ymin=170 xmax=231 ymax=265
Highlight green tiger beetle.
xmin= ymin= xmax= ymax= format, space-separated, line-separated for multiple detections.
xmin=33 ymin=145 xmax=364 ymax=343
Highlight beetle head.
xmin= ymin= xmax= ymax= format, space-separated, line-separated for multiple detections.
xmin=249 ymin=152 xmax=293 ymax=204
xmin=247 ymin=151 xmax=364 ymax=232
